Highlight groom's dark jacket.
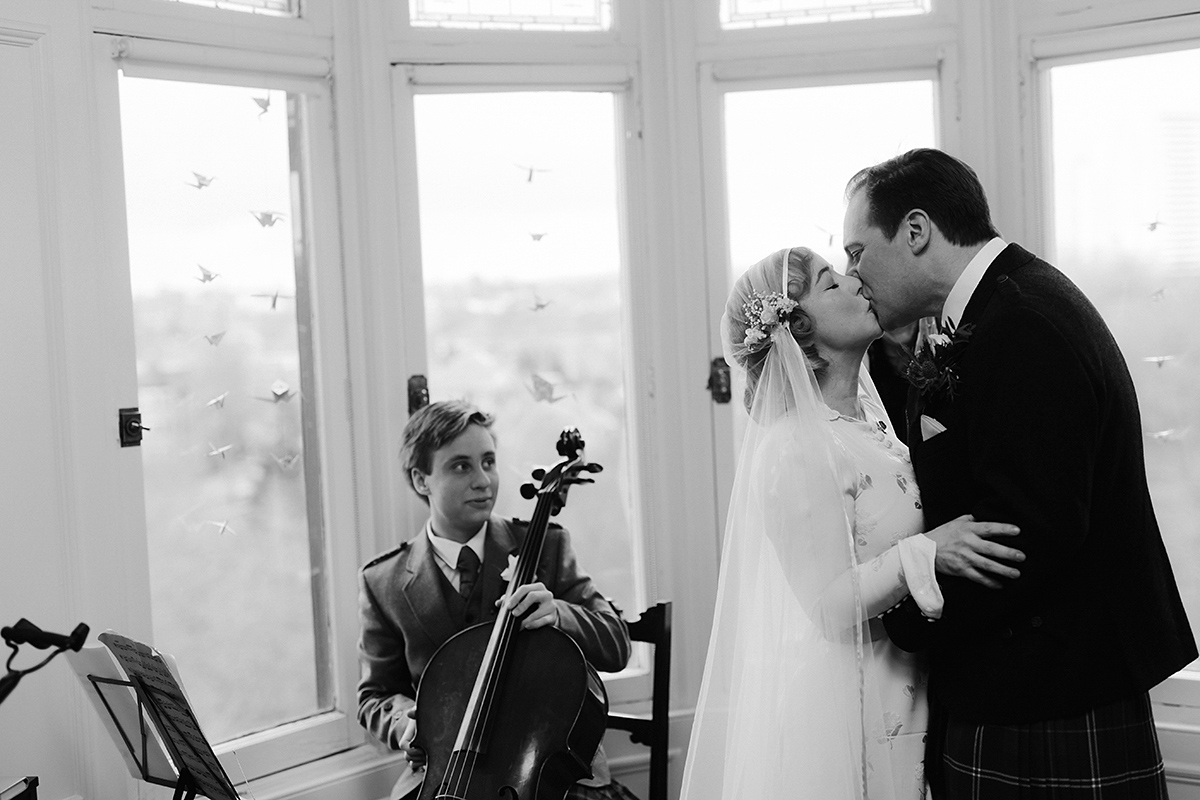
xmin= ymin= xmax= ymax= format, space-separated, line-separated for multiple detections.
xmin=883 ymin=243 xmax=1196 ymax=723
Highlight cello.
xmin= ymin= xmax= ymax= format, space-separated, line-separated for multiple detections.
xmin=414 ymin=428 xmax=608 ymax=800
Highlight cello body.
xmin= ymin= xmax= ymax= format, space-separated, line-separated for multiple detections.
xmin=415 ymin=623 xmax=608 ymax=800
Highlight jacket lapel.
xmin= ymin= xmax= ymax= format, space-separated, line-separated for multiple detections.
xmin=909 ymin=245 xmax=1035 ymax=446
xmin=401 ymin=531 xmax=460 ymax=645
xmin=957 ymin=243 xmax=1037 ymax=331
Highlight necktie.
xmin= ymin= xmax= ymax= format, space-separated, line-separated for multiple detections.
xmin=456 ymin=546 xmax=480 ymax=601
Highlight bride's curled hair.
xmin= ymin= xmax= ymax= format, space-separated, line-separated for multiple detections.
xmin=723 ymin=246 xmax=828 ymax=413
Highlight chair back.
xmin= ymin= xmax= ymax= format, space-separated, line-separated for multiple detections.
xmin=606 ymin=601 xmax=671 ymax=800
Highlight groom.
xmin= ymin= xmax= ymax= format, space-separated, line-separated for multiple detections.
xmin=844 ymin=148 xmax=1196 ymax=797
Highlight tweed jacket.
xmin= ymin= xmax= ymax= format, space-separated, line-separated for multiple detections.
xmin=882 ymin=243 xmax=1196 ymax=723
xmin=357 ymin=514 xmax=631 ymax=748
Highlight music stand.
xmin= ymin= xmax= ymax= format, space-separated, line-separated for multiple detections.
xmin=85 ymin=674 xmax=187 ymax=796
xmin=81 ymin=633 xmax=240 ymax=800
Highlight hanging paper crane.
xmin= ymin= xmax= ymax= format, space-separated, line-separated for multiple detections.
xmin=528 ymin=373 xmax=566 ymax=404
xmin=195 ymin=264 xmax=220 ymax=283
xmin=514 ymin=163 xmax=552 ymax=182
xmin=256 ymin=379 xmax=296 ymax=403
xmin=206 ymin=520 xmax=237 ymax=536
xmin=207 ymin=442 xmax=233 ymax=459
xmin=273 ymin=452 xmax=301 ymax=470
xmin=206 ymin=391 xmax=229 ymax=409
xmin=250 ymin=211 xmax=285 ymax=227
xmin=253 ymin=95 xmax=271 ymax=117
xmin=204 ymin=331 xmax=226 ymax=346
xmin=186 ymin=172 xmax=215 ymax=189
xmin=251 ymin=290 xmax=293 ymax=310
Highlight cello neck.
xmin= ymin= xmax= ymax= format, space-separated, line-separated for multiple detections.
xmin=448 ymin=464 xmax=562 ymax=756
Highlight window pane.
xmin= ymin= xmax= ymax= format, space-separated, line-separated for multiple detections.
xmin=119 ymin=76 xmax=330 ymax=741
xmin=412 ymin=91 xmax=639 ymax=615
xmin=152 ymin=0 xmax=294 ymax=17
xmin=724 ymin=80 xmax=936 ymax=273
xmin=720 ymin=0 xmax=930 ymax=30
xmin=723 ymin=80 xmax=935 ymax=442
xmin=409 ymin=0 xmax=612 ymax=31
xmin=1048 ymin=46 xmax=1200 ymax=670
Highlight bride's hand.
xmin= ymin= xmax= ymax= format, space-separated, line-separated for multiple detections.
xmin=925 ymin=514 xmax=1023 ymax=589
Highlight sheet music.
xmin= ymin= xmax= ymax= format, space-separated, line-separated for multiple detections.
xmin=97 ymin=632 xmax=240 ymax=800
xmin=64 ymin=645 xmax=176 ymax=783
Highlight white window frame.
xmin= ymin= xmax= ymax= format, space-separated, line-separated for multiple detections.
xmin=693 ymin=0 xmax=956 ymax=53
xmin=389 ymin=59 xmax=657 ymax=707
xmin=89 ymin=33 xmax=366 ymax=782
xmin=1020 ymin=9 xmax=1200 ymax=781
xmin=388 ymin=0 xmax=633 ymax=52
xmin=696 ymin=45 xmax=956 ymax=541
xmin=90 ymin=0 xmax=332 ymax=48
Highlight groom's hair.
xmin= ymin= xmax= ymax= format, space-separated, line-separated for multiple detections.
xmin=846 ymin=148 xmax=1000 ymax=246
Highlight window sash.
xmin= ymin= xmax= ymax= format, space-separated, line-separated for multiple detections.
xmin=390 ymin=61 xmax=655 ymax=704
xmin=1028 ymin=24 xmax=1200 ymax=711
xmin=93 ymin=36 xmax=362 ymax=781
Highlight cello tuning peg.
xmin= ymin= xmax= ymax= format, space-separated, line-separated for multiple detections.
xmin=520 ymin=483 xmax=538 ymax=499
xmin=531 ymin=468 xmax=546 ymax=481
xmin=585 ymin=463 xmax=603 ymax=473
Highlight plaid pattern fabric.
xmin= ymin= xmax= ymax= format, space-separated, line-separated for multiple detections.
xmin=566 ymin=778 xmax=643 ymax=800
xmin=937 ymin=692 xmax=1168 ymax=799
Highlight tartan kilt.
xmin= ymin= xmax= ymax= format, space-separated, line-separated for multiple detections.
xmin=936 ymin=692 xmax=1168 ymax=799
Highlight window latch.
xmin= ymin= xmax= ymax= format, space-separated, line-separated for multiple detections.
xmin=407 ymin=375 xmax=429 ymax=415
xmin=707 ymin=358 xmax=731 ymax=404
xmin=118 ymin=407 xmax=149 ymax=447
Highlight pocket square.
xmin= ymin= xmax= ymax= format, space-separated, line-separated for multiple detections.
xmin=920 ymin=414 xmax=947 ymax=441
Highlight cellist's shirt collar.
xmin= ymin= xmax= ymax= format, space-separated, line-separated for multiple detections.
xmin=426 ymin=521 xmax=487 ymax=585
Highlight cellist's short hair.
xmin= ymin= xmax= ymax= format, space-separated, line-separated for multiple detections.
xmin=401 ymin=400 xmax=495 ymax=503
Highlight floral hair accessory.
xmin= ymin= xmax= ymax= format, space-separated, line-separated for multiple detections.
xmin=741 ymin=291 xmax=798 ymax=352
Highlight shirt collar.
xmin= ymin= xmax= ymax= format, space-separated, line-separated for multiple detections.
xmin=941 ymin=237 xmax=1008 ymax=331
xmin=426 ymin=520 xmax=487 ymax=568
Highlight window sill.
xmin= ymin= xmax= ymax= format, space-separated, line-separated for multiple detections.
xmin=243 ymin=743 xmax=405 ymax=800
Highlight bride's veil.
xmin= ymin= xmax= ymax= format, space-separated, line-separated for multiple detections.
xmin=680 ymin=248 xmax=892 ymax=799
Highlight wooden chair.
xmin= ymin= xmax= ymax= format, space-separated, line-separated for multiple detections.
xmin=607 ymin=601 xmax=672 ymax=800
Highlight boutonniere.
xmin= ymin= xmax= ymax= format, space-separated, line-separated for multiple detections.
xmin=499 ymin=553 xmax=520 ymax=584
xmin=903 ymin=321 xmax=975 ymax=399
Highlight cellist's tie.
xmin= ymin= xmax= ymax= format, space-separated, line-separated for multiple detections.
xmin=457 ymin=546 xmax=481 ymax=601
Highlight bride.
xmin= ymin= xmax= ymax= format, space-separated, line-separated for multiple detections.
xmin=680 ymin=247 xmax=1023 ymax=799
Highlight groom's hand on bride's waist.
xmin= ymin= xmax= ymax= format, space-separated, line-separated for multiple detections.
xmin=926 ymin=514 xmax=1024 ymax=590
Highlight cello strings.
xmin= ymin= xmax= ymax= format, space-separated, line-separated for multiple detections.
xmin=442 ymin=465 xmax=568 ymax=798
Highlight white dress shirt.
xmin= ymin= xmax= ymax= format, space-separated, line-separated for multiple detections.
xmin=941 ymin=237 xmax=1008 ymax=331
xmin=426 ymin=521 xmax=487 ymax=592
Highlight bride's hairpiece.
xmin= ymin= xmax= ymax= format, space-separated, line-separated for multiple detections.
xmin=741 ymin=290 xmax=798 ymax=352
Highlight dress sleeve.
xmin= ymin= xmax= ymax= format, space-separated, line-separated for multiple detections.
xmin=772 ymin=427 xmax=941 ymax=630
xmin=818 ymin=534 xmax=941 ymax=625
xmin=858 ymin=534 xmax=942 ymax=619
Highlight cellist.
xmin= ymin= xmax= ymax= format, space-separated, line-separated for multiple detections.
xmin=356 ymin=400 xmax=637 ymax=800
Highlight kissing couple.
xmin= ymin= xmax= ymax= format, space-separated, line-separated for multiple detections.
xmin=681 ymin=148 xmax=1196 ymax=799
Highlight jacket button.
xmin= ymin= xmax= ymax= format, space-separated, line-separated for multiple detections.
xmin=1030 ymin=616 xmax=1043 ymax=628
